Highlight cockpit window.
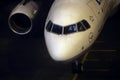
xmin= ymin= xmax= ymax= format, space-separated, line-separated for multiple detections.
xmin=52 ymin=24 xmax=62 ymax=35
xmin=64 ymin=24 xmax=77 ymax=34
xmin=81 ymin=20 xmax=90 ymax=29
xmin=77 ymin=22 xmax=86 ymax=31
xmin=46 ymin=20 xmax=90 ymax=35
xmin=46 ymin=21 xmax=53 ymax=32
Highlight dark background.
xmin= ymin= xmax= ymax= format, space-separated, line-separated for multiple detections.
xmin=0 ymin=0 xmax=120 ymax=80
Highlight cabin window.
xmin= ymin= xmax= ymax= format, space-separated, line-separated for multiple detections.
xmin=46 ymin=21 xmax=53 ymax=32
xmin=64 ymin=24 xmax=77 ymax=34
xmin=52 ymin=24 xmax=62 ymax=35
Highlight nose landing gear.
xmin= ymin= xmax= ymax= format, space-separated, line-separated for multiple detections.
xmin=72 ymin=60 xmax=84 ymax=74
xmin=71 ymin=52 xmax=89 ymax=74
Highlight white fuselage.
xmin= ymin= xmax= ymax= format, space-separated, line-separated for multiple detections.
xmin=44 ymin=0 xmax=120 ymax=61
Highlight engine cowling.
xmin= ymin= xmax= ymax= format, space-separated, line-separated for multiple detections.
xmin=8 ymin=0 xmax=38 ymax=35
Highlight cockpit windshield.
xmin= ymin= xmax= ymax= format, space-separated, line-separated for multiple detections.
xmin=64 ymin=24 xmax=77 ymax=34
xmin=52 ymin=24 xmax=62 ymax=35
xmin=81 ymin=20 xmax=90 ymax=29
xmin=77 ymin=22 xmax=86 ymax=31
xmin=46 ymin=21 xmax=53 ymax=32
xmin=46 ymin=20 xmax=90 ymax=35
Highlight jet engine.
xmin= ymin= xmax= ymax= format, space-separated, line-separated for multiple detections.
xmin=8 ymin=0 xmax=38 ymax=35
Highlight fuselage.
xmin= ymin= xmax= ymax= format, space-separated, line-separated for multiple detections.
xmin=44 ymin=0 xmax=120 ymax=61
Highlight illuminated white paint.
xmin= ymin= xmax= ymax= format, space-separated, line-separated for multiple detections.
xmin=45 ymin=0 xmax=120 ymax=61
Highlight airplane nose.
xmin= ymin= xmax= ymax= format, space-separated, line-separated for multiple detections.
xmin=45 ymin=32 xmax=86 ymax=61
xmin=46 ymin=36 xmax=82 ymax=61
xmin=48 ymin=44 xmax=70 ymax=61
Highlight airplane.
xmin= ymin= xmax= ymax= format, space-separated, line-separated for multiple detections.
xmin=8 ymin=0 xmax=120 ymax=65
xmin=44 ymin=0 xmax=120 ymax=62
xmin=7 ymin=0 xmax=120 ymax=73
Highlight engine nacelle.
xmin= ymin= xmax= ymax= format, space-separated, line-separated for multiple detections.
xmin=8 ymin=0 xmax=38 ymax=35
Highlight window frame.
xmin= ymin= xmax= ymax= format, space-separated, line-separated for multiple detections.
xmin=46 ymin=21 xmax=53 ymax=32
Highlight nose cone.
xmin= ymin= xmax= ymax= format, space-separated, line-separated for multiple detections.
xmin=48 ymin=41 xmax=73 ymax=61
xmin=47 ymin=40 xmax=76 ymax=61
xmin=45 ymin=32 xmax=84 ymax=61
